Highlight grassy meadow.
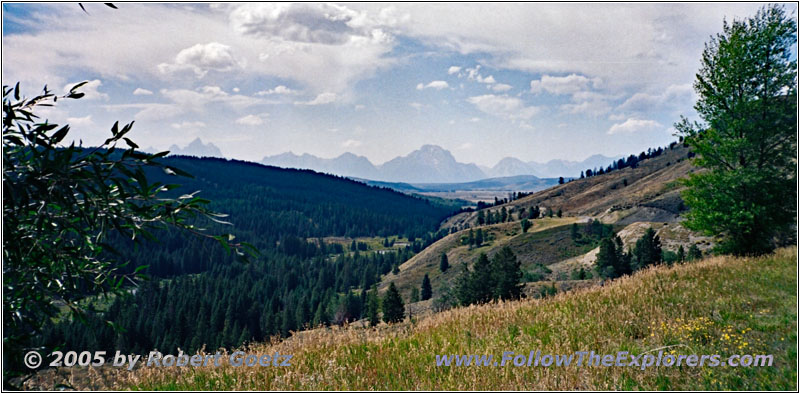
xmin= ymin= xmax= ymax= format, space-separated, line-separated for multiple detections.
xmin=29 ymin=248 xmax=796 ymax=390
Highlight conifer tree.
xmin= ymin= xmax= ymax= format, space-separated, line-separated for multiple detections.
xmin=491 ymin=247 xmax=523 ymax=300
xmin=382 ymin=282 xmax=405 ymax=323
xmin=421 ymin=274 xmax=432 ymax=301
xmin=439 ymin=252 xmax=450 ymax=272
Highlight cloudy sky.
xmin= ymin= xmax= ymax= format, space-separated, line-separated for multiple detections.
xmin=2 ymin=3 xmax=794 ymax=166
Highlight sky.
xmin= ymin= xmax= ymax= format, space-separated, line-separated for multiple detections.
xmin=2 ymin=2 xmax=795 ymax=167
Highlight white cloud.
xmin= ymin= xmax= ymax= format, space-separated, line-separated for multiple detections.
xmin=171 ymin=121 xmax=206 ymax=129
xmin=617 ymin=83 xmax=695 ymax=114
xmin=63 ymin=79 xmax=108 ymax=100
xmin=462 ymin=65 xmax=496 ymax=84
xmin=133 ymin=88 xmax=153 ymax=96
xmin=256 ymin=85 xmax=299 ymax=96
xmin=295 ymin=92 xmax=337 ymax=105
xmin=468 ymin=117 xmax=481 ymax=122
xmin=235 ymin=114 xmax=267 ymax=126
xmin=416 ymin=80 xmax=449 ymax=90
xmin=409 ymin=102 xmax=424 ymax=110
xmin=491 ymin=83 xmax=512 ymax=92
xmin=341 ymin=139 xmax=362 ymax=148
xmin=66 ymin=115 xmax=94 ymax=127
xmin=607 ymin=118 xmax=662 ymax=135
xmin=456 ymin=142 xmax=474 ymax=150
xmin=158 ymin=42 xmax=242 ymax=77
xmin=529 ymin=74 xmax=601 ymax=95
xmin=354 ymin=104 xmax=366 ymax=111
xmin=466 ymin=94 xmax=539 ymax=121
xmin=447 ymin=66 xmax=461 ymax=75
xmin=230 ymin=3 xmax=395 ymax=93
xmin=368 ymin=3 xmax=766 ymax=91
xmin=561 ymin=101 xmax=613 ymax=116
xmin=105 ymin=86 xmax=264 ymax=122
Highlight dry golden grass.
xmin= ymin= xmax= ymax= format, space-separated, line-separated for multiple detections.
xmin=28 ymin=247 xmax=794 ymax=391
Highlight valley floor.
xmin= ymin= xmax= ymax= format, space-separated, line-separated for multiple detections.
xmin=27 ymin=248 xmax=797 ymax=390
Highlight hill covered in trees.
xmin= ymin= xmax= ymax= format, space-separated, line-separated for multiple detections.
xmin=36 ymin=156 xmax=459 ymax=355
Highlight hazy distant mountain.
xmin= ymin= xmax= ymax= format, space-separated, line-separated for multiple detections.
xmin=484 ymin=154 xmax=618 ymax=178
xmin=168 ymin=138 xmax=223 ymax=158
xmin=262 ymin=144 xmax=618 ymax=183
xmin=487 ymin=157 xmax=538 ymax=178
xmin=262 ymin=152 xmax=380 ymax=180
xmin=379 ymin=145 xmax=485 ymax=183
xmin=363 ymin=175 xmax=559 ymax=194
xmin=528 ymin=154 xmax=617 ymax=178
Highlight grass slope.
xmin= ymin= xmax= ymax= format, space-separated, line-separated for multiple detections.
xmin=377 ymin=217 xmax=579 ymax=299
xmin=41 ymin=248 xmax=793 ymax=390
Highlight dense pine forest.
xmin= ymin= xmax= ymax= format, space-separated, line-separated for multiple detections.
xmin=37 ymin=156 xmax=458 ymax=354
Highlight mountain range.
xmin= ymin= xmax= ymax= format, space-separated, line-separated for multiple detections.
xmin=262 ymin=145 xmax=616 ymax=183
xmin=154 ymin=137 xmax=224 ymax=158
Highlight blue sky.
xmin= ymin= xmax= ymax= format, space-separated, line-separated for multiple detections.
xmin=2 ymin=3 xmax=794 ymax=166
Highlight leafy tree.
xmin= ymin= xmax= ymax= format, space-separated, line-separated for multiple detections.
xmin=432 ymin=283 xmax=456 ymax=312
xmin=2 ymin=84 xmax=251 ymax=382
xmin=558 ymin=176 xmax=565 ymax=184
xmin=439 ymin=252 xmax=450 ymax=272
xmin=632 ymin=228 xmax=662 ymax=270
xmin=381 ymin=283 xmax=405 ymax=323
xmin=676 ymin=4 xmax=797 ymax=255
xmin=420 ymin=274 xmax=432 ymax=301
xmin=521 ymin=219 xmax=532 ymax=233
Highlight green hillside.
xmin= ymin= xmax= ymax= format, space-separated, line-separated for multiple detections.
xmin=26 ymin=248 xmax=795 ymax=390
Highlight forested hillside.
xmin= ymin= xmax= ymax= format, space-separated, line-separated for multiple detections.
xmin=37 ymin=156 xmax=458 ymax=355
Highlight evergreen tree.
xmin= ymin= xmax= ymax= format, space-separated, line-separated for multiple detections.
xmin=556 ymin=208 xmax=563 ymax=218
xmin=491 ymin=247 xmax=523 ymax=301
xmin=469 ymin=254 xmax=494 ymax=304
xmin=409 ymin=287 xmax=420 ymax=303
xmin=476 ymin=210 xmax=485 ymax=225
xmin=366 ymin=287 xmax=380 ymax=327
xmin=474 ymin=228 xmax=484 ymax=246
xmin=313 ymin=302 xmax=329 ymax=327
xmin=595 ymin=238 xmax=618 ymax=279
xmin=677 ymin=245 xmax=686 ymax=262
xmin=521 ymin=219 xmax=532 ymax=233
xmin=439 ymin=252 xmax=450 ymax=272
xmin=570 ymin=223 xmax=580 ymax=241
xmin=688 ymin=244 xmax=703 ymax=261
xmin=633 ymin=228 xmax=662 ymax=270
xmin=421 ymin=274 xmax=432 ymax=301
xmin=381 ymin=283 xmax=405 ymax=324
